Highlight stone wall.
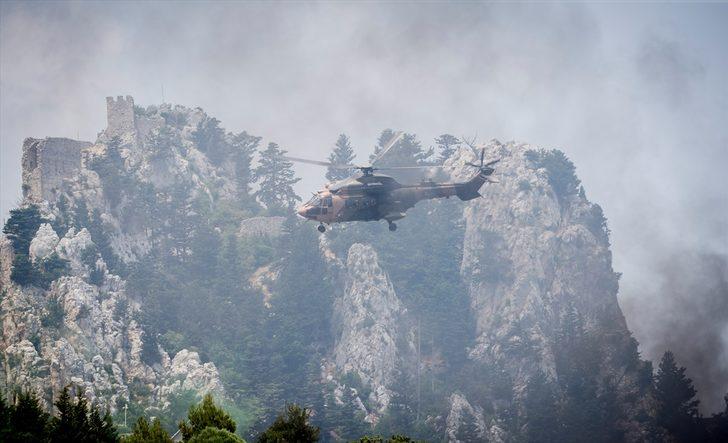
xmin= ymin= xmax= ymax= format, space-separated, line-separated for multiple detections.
xmin=22 ymin=137 xmax=91 ymax=202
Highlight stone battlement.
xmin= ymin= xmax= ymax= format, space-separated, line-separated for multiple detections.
xmin=22 ymin=137 xmax=92 ymax=202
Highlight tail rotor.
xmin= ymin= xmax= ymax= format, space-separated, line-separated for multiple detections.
xmin=465 ymin=148 xmax=499 ymax=182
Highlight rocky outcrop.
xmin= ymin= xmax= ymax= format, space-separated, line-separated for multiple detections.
xmin=444 ymin=141 xmax=647 ymax=438
xmin=238 ymin=216 xmax=286 ymax=239
xmin=157 ymin=349 xmax=225 ymax=409
xmin=29 ymin=223 xmax=59 ymax=262
xmin=445 ymin=392 xmax=487 ymax=443
xmin=1 ymin=97 xmax=230 ymax=413
xmin=332 ymin=243 xmax=405 ymax=413
xmin=447 ymin=141 xmax=625 ymax=373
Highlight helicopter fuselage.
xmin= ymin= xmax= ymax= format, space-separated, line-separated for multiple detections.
xmin=296 ymin=168 xmax=491 ymax=228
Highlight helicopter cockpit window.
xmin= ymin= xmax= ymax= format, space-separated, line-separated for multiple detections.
xmin=322 ymin=197 xmax=333 ymax=207
xmin=307 ymin=196 xmax=321 ymax=206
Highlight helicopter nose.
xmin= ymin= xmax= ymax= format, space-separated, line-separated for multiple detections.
xmin=296 ymin=205 xmax=308 ymax=218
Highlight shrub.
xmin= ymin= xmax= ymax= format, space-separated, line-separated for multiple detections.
xmin=188 ymin=427 xmax=245 ymax=443
xmin=36 ymin=253 xmax=70 ymax=289
xmin=41 ymin=297 xmax=65 ymax=328
xmin=525 ymin=149 xmax=581 ymax=202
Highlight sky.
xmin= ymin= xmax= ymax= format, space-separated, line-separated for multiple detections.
xmin=1 ymin=1 xmax=727 ymax=411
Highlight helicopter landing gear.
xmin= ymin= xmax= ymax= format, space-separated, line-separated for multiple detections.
xmin=388 ymin=222 xmax=397 ymax=232
xmin=317 ymin=224 xmax=326 ymax=233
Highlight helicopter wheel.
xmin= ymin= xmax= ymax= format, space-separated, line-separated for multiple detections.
xmin=317 ymin=224 xmax=326 ymax=233
xmin=388 ymin=222 xmax=397 ymax=232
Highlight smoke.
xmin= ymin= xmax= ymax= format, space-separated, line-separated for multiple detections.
xmin=622 ymin=252 xmax=728 ymax=413
xmin=1 ymin=1 xmax=727 ymax=410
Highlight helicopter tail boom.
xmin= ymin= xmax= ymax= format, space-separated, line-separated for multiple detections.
xmin=455 ymin=170 xmax=489 ymax=201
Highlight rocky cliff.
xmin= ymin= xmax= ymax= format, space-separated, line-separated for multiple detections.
xmin=1 ymin=97 xmax=651 ymax=441
xmin=1 ymin=99 xmax=238 ymax=416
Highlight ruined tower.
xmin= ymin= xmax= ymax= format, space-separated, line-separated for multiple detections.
xmin=22 ymin=138 xmax=91 ymax=202
xmin=104 ymin=95 xmax=136 ymax=140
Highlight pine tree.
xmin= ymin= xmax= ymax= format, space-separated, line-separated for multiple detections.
xmin=88 ymin=208 xmax=119 ymax=273
xmin=89 ymin=136 xmax=128 ymax=208
xmin=254 ymin=143 xmax=301 ymax=215
xmin=230 ymin=131 xmax=261 ymax=203
xmin=376 ymin=367 xmax=418 ymax=437
xmin=523 ymin=371 xmax=559 ymax=443
xmin=328 ymin=386 xmax=368 ymax=441
xmin=435 ymin=134 xmax=460 ymax=162
xmin=0 ymin=394 xmax=10 ymax=440
xmin=326 ymin=134 xmax=356 ymax=182
xmin=257 ymin=404 xmax=319 ymax=443
xmin=124 ymin=417 xmax=173 ymax=443
xmin=73 ymin=199 xmax=91 ymax=230
xmin=178 ymin=393 xmax=237 ymax=442
xmin=370 ymin=130 xmax=432 ymax=167
xmin=188 ymin=426 xmax=245 ymax=442
xmin=3 ymin=204 xmax=44 ymax=253
xmin=455 ymin=412 xmax=480 ymax=442
xmin=7 ymin=391 xmax=51 ymax=443
xmin=654 ymin=351 xmax=701 ymax=441
xmin=193 ymin=116 xmax=228 ymax=164
xmin=146 ymin=125 xmax=179 ymax=162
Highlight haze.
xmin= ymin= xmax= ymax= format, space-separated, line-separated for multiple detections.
xmin=1 ymin=1 xmax=726 ymax=411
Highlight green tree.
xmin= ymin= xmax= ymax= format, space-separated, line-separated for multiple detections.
xmin=375 ymin=368 xmax=418 ymax=437
xmin=455 ymin=412 xmax=480 ymax=442
xmin=327 ymin=385 xmax=368 ymax=441
xmin=88 ymin=208 xmax=120 ymax=273
xmin=189 ymin=426 xmax=246 ymax=443
xmin=524 ymin=149 xmax=581 ymax=204
xmin=3 ymin=204 xmax=44 ymax=253
xmin=123 ymin=417 xmax=173 ymax=443
xmin=36 ymin=252 xmax=70 ymax=289
xmin=230 ymin=131 xmax=261 ymax=203
xmin=257 ymin=404 xmax=319 ymax=443
xmin=179 ymin=394 xmax=237 ymax=442
xmin=89 ymin=136 xmax=128 ymax=208
xmin=6 ymin=391 xmax=51 ymax=443
xmin=523 ymin=371 xmax=559 ymax=443
xmin=253 ymin=143 xmax=301 ymax=215
xmin=146 ymin=125 xmax=179 ymax=162
xmin=435 ymin=134 xmax=460 ymax=162
xmin=3 ymin=205 xmax=45 ymax=286
xmin=654 ymin=351 xmax=701 ymax=442
xmin=326 ymin=134 xmax=356 ymax=181
xmin=10 ymin=253 xmax=35 ymax=286
xmin=193 ymin=117 xmax=228 ymax=164
xmin=370 ymin=130 xmax=432 ymax=167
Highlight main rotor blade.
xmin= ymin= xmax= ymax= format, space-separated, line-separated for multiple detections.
xmin=484 ymin=159 xmax=500 ymax=167
xmin=281 ymin=155 xmax=355 ymax=170
xmin=375 ymin=165 xmax=446 ymax=171
xmin=371 ymin=131 xmax=404 ymax=165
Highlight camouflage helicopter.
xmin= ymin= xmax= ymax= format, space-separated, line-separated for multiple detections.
xmin=287 ymin=132 xmax=499 ymax=232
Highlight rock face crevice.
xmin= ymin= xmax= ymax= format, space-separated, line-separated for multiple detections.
xmin=332 ymin=243 xmax=406 ymax=413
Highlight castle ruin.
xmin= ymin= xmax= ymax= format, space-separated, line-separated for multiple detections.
xmin=21 ymin=95 xmax=156 ymax=203
xmin=104 ymin=95 xmax=136 ymax=140
xmin=22 ymin=137 xmax=92 ymax=202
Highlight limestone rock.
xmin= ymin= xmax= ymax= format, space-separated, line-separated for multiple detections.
xmin=238 ymin=216 xmax=286 ymax=238
xmin=445 ymin=392 xmax=486 ymax=443
xmin=158 ymin=349 xmax=225 ymax=406
xmin=333 ymin=243 xmax=404 ymax=412
xmin=29 ymin=223 xmax=60 ymax=262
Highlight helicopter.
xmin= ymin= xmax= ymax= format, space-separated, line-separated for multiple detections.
xmin=287 ymin=132 xmax=499 ymax=232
